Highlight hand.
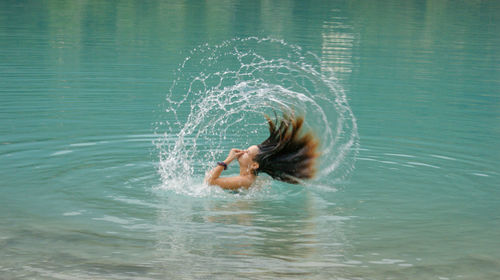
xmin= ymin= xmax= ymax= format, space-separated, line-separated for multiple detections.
xmin=225 ymin=148 xmax=245 ymax=163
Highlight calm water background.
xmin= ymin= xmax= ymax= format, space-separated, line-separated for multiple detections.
xmin=1 ymin=0 xmax=499 ymax=279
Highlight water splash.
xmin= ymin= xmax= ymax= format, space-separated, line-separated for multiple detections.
xmin=154 ymin=37 xmax=358 ymax=195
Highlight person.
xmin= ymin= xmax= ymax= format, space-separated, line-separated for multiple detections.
xmin=205 ymin=111 xmax=319 ymax=190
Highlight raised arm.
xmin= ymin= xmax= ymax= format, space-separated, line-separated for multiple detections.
xmin=205 ymin=149 xmax=253 ymax=190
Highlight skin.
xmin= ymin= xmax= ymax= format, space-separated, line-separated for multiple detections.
xmin=205 ymin=145 xmax=260 ymax=190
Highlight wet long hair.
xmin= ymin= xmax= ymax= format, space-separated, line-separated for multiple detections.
xmin=255 ymin=111 xmax=319 ymax=184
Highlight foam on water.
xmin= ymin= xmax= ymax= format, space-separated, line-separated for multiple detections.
xmin=155 ymin=37 xmax=358 ymax=196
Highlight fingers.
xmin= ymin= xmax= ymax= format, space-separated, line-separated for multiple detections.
xmin=228 ymin=149 xmax=246 ymax=160
xmin=229 ymin=149 xmax=245 ymax=158
xmin=230 ymin=149 xmax=244 ymax=154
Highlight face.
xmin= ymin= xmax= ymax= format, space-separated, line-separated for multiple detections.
xmin=238 ymin=145 xmax=260 ymax=170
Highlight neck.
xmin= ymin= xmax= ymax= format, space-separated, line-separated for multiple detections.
xmin=239 ymin=165 xmax=255 ymax=177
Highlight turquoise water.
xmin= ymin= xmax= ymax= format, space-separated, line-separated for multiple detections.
xmin=1 ymin=0 xmax=499 ymax=279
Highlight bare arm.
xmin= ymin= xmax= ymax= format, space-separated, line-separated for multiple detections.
xmin=205 ymin=149 xmax=252 ymax=190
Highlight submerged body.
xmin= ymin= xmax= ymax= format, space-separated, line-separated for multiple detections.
xmin=205 ymin=112 xmax=319 ymax=189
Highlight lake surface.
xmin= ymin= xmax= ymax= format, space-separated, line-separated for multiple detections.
xmin=1 ymin=0 xmax=499 ymax=279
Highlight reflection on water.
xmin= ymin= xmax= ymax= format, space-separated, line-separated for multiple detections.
xmin=1 ymin=0 xmax=499 ymax=279
xmin=153 ymin=189 xmax=350 ymax=278
xmin=321 ymin=11 xmax=355 ymax=76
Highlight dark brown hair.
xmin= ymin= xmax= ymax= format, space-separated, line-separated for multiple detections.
xmin=255 ymin=111 xmax=319 ymax=184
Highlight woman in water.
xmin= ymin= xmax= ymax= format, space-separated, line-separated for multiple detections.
xmin=205 ymin=112 xmax=319 ymax=190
